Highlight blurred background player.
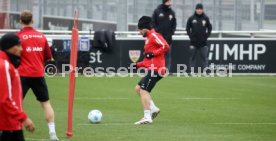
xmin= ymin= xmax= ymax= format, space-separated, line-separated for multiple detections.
xmin=152 ymin=0 xmax=176 ymax=72
xmin=0 ymin=33 xmax=35 ymax=141
xmin=16 ymin=10 xmax=59 ymax=141
xmin=186 ymin=3 xmax=212 ymax=74
xmin=133 ymin=16 xmax=169 ymax=125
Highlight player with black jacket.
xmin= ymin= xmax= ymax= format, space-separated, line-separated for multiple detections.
xmin=186 ymin=3 xmax=212 ymax=73
xmin=152 ymin=0 xmax=176 ymax=71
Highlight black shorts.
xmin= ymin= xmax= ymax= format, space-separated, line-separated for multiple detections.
xmin=20 ymin=77 xmax=49 ymax=102
xmin=138 ymin=71 xmax=163 ymax=93
xmin=0 ymin=130 xmax=24 ymax=141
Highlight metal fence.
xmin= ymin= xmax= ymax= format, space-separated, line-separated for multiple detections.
xmin=1 ymin=0 xmax=276 ymax=31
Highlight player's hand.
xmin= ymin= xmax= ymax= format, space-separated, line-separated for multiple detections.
xmin=46 ymin=57 xmax=55 ymax=63
xmin=144 ymin=52 xmax=154 ymax=59
xmin=23 ymin=118 xmax=35 ymax=133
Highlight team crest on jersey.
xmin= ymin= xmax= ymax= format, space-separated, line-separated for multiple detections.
xmin=159 ymin=13 xmax=164 ymax=17
xmin=129 ymin=50 xmax=141 ymax=63
xmin=202 ymin=20 xmax=206 ymax=26
xmin=169 ymin=14 xmax=173 ymax=20
xmin=26 ymin=47 xmax=32 ymax=52
xmin=192 ymin=19 xmax=197 ymax=24
xmin=23 ymin=35 xmax=28 ymax=39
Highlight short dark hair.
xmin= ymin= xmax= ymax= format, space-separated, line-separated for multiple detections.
xmin=138 ymin=16 xmax=152 ymax=30
xmin=20 ymin=10 xmax=33 ymax=25
xmin=163 ymin=0 xmax=170 ymax=4
xmin=196 ymin=3 xmax=204 ymax=9
xmin=0 ymin=33 xmax=21 ymax=50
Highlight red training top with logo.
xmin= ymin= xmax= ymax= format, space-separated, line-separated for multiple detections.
xmin=17 ymin=27 xmax=52 ymax=77
xmin=0 ymin=51 xmax=27 ymax=130
xmin=136 ymin=29 xmax=170 ymax=75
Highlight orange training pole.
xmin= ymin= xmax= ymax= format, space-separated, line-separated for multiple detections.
xmin=66 ymin=9 xmax=79 ymax=138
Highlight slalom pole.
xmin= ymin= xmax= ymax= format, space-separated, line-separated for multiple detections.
xmin=66 ymin=9 xmax=79 ymax=138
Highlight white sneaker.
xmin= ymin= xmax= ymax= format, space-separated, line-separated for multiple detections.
xmin=134 ymin=118 xmax=153 ymax=125
xmin=151 ymin=108 xmax=160 ymax=120
xmin=50 ymin=132 xmax=59 ymax=141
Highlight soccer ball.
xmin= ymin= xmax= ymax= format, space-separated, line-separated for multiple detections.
xmin=88 ymin=109 xmax=102 ymax=124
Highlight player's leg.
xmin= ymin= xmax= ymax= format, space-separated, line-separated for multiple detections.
xmin=134 ymin=88 xmax=153 ymax=125
xmin=149 ymin=74 xmax=162 ymax=119
xmin=139 ymin=89 xmax=152 ymax=115
xmin=189 ymin=45 xmax=197 ymax=74
xmin=30 ymin=77 xmax=59 ymax=140
xmin=40 ymin=101 xmax=59 ymax=140
xmin=135 ymin=75 xmax=148 ymax=95
xmin=20 ymin=76 xmax=31 ymax=99
xmin=135 ymin=71 xmax=162 ymax=124
xmin=136 ymin=82 xmax=152 ymax=122
xmin=0 ymin=130 xmax=24 ymax=141
xmin=40 ymin=101 xmax=55 ymax=129
xmin=0 ymin=131 xmax=12 ymax=141
xmin=11 ymin=130 xmax=25 ymax=141
xmin=135 ymin=85 xmax=141 ymax=95
xmin=135 ymin=84 xmax=159 ymax=119
xmin=134 ymin=73 xmax=152 ymax=124
xmin=199 ymin=46 xmax=209 ymax=74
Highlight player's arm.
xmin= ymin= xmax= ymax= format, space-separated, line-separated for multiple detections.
xmin=151 ymin=34 xmax=170 ymax=56
xmin=171 ymin=11 xmax=177 ymax=35
xmin=44 ymin=39 xmax=53 ymax=61
xmin=0 ymin=63 xmax=27 ymax=123
xmin=136 ymin=61 xmax=145 ymax=68
xmin=186 ymin=17 xmax=192 ymax=38
xmin=206 ymin=17 xmax=212 ymax=38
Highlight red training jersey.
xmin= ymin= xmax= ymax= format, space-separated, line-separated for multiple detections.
xmin=0 ymin=51 xmax=27 ymax=130
xmin=17 ymin=27 xmax=52 ymax=77
xmin=137 ymin=29 xmax=170 ymax=75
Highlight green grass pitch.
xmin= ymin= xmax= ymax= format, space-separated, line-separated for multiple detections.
xmin=23 ymin=76 xmax=276 ymax=141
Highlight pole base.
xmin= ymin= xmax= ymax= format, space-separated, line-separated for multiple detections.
xmin=66 ymin=132 xmax=73 ymax=138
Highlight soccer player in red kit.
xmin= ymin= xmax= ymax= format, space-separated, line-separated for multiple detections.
xmin=0 ymin=33 xmax=35 ymax=141
xmin=133 ymin=16 xmax=170 ymax=125
xmin=16 ymin=10 xmax=59 ymax=140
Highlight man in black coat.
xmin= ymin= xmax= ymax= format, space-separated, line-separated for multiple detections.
xmin=186 ymin=3 xmax=212 ymax=74
xmin=152 ymin=0 xmax=177 ymax=72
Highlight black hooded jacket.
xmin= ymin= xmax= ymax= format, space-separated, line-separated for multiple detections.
xmin=152 ymin=4 xmax=177 ymax=45
xmin=186 ymin=12 xmax=212 ymax=47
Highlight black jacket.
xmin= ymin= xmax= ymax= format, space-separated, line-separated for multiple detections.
xmin=186 ymin=12 xmax=212 ymax=47
xmin=152 ymin=4 xmax=177 ymax=45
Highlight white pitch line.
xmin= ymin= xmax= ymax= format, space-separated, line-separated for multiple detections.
xmin=211 ymin=122 xmax=276 ymax=125
xmin=179 ymin=98 xmax=238 ymax=100
xmin=25 ymin=138 xmax=68 ymax=141
xmin=75 ymin=97 xmax=238 ymax=100
xmin=25 ymin=139 xmax=48 ymax=141
xmin=78 ymin=123 xmax=132 ymax=126
xmin=75 ymin=97 xmax=129 ymax=100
